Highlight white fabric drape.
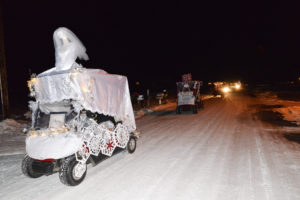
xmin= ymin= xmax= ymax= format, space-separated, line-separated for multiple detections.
xmin=34 ymin=68 xmax=136 ymax=131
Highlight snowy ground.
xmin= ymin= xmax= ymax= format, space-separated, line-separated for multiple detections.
xmin=1 ymin=93 xmax=300 ymax=200
xmin=0 ymin=119 xmax=27 ymax=156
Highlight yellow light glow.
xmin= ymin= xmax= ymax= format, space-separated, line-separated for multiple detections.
xmin=70 ymin=72 xmax=78 ymax=78
xmin=27 ymin=78 xmax=36 ymax=88
xmin=40 ymin=132 xmax=46 ymax=136
xmin=50 ymin=129 xmax=56 ymax=135
xmin=29 ymin=130 xmax=36 ymax=136
xmin=81 ymin=85 xmax=90 ymax=93
xmin=222 ymin=87 xmax=230 ymax=93
xmin=235 ymin=83 xmax=241 ymax=89
xmin=31 ymin=78 xmax=36 ymax=82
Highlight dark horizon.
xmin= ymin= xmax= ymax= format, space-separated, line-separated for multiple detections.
xmin=2 ymin=1 xmax=300 ymax=111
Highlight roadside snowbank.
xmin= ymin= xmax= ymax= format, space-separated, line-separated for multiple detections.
xmin=0 ymin=119 xmax=23 ymax=135
xmin=275 ymin=106 xmax=300 ymax=125
xmin=0 ymin=119 xmax=26 ymax=155
xmin=254 ymin=91 xmax=300 ymax=126
xmin=256 ymin=91 xmax=278 ymax=99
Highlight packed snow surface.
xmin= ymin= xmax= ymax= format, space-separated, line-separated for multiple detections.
xmin=0 ymin=119 xmax=26 ymax=155
xmin=0 ymin=119 xmax=23 ymax=134
xmin=1 ymin=94 xmax=300 ymax=200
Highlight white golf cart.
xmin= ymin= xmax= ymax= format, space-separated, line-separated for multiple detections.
xmin=22 ymin=27 xmax=139 ymax=186
xmin=176 ymin=81 xmax=203 ymax=114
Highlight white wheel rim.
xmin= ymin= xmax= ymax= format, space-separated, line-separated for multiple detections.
xmin=72 ymin=162 xmax=86 ymax=180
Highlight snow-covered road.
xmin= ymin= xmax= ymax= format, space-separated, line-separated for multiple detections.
xmin=1 ymin=94 xmax=300 ymax=200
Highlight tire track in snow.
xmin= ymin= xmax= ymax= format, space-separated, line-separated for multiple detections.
xmin=127 ymin=99 xmax=227 ymax=200
xmin=201 ymin=98 xmax=243 ymax=200
xmin=254 ymin=131 xmax=273 ymax=200
xmin=141 ymin=99 xmax=228 ymax=200
xmin=145 ymin=99 xmax=235 ymax=200
xmin=254 ymin=119 xmax=300 ymax=200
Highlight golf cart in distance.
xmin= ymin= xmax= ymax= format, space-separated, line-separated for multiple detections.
xmin=176 ymin=80 xmax=203 ymax=114
xmin=22 ymin=27 xmax=139 ymax=186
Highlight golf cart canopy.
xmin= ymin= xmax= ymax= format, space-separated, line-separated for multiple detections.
xmin=30 ymin=68 xmax=136 ymax=131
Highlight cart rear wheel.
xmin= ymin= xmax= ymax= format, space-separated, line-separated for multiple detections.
xmin=59 ymin=155 xmax=87 ymax=186
xmin=22 ymin=155 xmax=43 ymax=178
xmin=127 ymin=136 xmax=137 ymax=154
xmin=176 ymin=106 xmax=181 ymax=114
xmin=192 ymin=105 xmax=198 ymax=114
xmin=199 ymin=100 xmax=204 ymax=110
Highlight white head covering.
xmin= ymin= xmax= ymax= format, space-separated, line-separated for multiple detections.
xmin=53 ymin=27 xmax=89 ymax=71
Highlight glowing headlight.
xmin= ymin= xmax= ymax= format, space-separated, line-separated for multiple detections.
xmin=222 ymin=87 xmax=230 ymax=93
xmin=235 ymin=83 xmax=241 ymax=89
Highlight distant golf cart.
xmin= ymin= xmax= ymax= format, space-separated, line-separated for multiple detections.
xmin=176 ymin=80 xmax=203 ymax=114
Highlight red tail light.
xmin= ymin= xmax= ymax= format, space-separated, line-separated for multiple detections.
xmin=33 ymin=158 xmax=55 ymax=162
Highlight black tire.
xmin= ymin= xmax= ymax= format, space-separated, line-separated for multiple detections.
xmin=127 ymin=136 xmax=137 ymax=154
xmin=192 ymin=105 xmax=198 ymax=114
xmin=59 ymin=155 xmax=87 ymax=186
xmin=198 ymin=100 xmax=204 ymax=110
xmin=22 ymin=155 xmax=43 ymax=178
xmin=176 ymin=106 xmax=181 ymax=114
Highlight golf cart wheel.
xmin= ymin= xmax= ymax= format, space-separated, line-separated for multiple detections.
xmin=59 ymin=155 xmax=87 ymax=186
xmin=176 ymin=106 xmax=181 ymax=114
xmin=127 ymin=136 xmax=137 ymax=154
xmin=22 ymin=155 xmax=43 ymax=178
xmin=199 ymin=100 xmax=204 ymax=110
xmin=192 ymin=105 xmax=198 ymax=114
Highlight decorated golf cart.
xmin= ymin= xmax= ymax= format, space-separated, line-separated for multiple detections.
xmin=22 ymin=27 xmax=139 ymax=186
xmin=176 ymin=74 xmax=203 ymax=114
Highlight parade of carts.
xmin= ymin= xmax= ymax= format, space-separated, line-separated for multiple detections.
xmin=20 ymin=27 xmax=214 ymax=186
xmin=21 ymin=27 xmax=240 ymax=186
xmin=2 ymin=26 xmax=300 ymax=200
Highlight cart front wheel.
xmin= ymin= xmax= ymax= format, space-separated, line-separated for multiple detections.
xmin=59 ymin=155 xmax=87 ymax=186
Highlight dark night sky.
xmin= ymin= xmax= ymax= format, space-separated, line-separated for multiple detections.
xmin=2 ymin=0 xmax=300 ymax=109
